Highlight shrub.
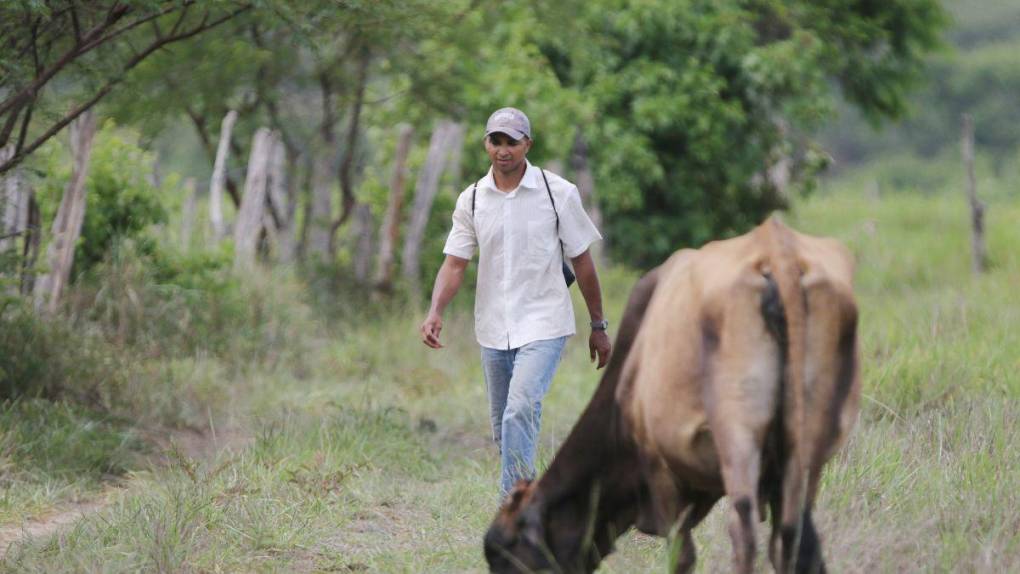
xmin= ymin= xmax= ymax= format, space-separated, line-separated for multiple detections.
xmin=34 ymin=120 xmax=169 ymax=276
xmin=0 ymin=299 xmax=128 ymax=406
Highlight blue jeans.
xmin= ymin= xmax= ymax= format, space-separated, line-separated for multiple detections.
xmin=480 ymin=336 xmax=567 ymax=496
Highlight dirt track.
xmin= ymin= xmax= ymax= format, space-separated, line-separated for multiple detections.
xmin=0 ymin=426 xmax=250 ymax=559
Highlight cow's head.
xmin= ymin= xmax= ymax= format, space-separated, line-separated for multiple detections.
xmin=484 ymin=479 xmax=616 ymax=573
xmin=483 ymin=480 xmax=555 ymax=573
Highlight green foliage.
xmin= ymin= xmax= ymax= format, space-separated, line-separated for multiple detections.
xmin=66 ymin=240 xmax=319 ymax=369
xmin=525 ymin=0 xmax=946 ymax=267
xmin=0 ymin=299 xmax=128 ymax=406
xmin=0 ymin=398 xmax=143 ymax=479
xmin=35 ymin=121 xmax=168 ymax=276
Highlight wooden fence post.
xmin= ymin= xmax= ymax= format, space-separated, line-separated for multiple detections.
xmin=209 ymin=109 xmax=237 ymax=242
xmin=234 ymin=128 xmax=274 ymax=271
xmin=375 ymin=124 xmax=415 ymax=292
xmin=961 ymin=114 xmax=987 ymax=274
xmin=266 ymin=137 xmax=297 ymax=263
xmin=1 ymin=145 xmax=31 ymax=294
xmin=401 ymin=121 xmax=463 ymax=299
xmin=34 ymin=109 xmax=97 ymax=313
xmin=1 ymin=145 xmax=28 ymax=253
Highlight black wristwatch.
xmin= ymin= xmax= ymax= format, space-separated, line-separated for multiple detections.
xmin=590 ymin=319 xmax=609 ymax=331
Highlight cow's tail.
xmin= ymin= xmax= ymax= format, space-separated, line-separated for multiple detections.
xmin=766 ymin=217 xmax=808 ymax=573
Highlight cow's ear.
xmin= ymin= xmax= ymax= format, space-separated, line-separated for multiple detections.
xmin=505 ymin=479 xmax=533 ymax=513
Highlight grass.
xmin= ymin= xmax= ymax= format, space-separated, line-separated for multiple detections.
xmin=2 ymin=173 xmax=1019 ymax=571
xmin=0 ymin=399 xmax=144 ymax=525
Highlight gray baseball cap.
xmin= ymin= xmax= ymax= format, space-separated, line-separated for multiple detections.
xmin=484 ymin=107 xmax=531 ymax=140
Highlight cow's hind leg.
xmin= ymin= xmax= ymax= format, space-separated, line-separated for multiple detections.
xmin=709 ymin=401 xmax=768 ymax=573
xmin=796 ymin=508 xmax=826 ymax=574
xmin=769 ymin=499 xmax=825 ymax=574
xmin=720 ymin=438 xmax=763 ymax=574
xmin=703 ymin=279 xmax=782 ymax=573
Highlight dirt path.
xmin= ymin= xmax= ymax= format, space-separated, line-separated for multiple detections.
xmin=0 ymin=426 xmax=251 ymax=560
xmin=0 ymin=494 xmax=113 ymax=558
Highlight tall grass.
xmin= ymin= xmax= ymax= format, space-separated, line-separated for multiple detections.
xmin=3 ymin=173 xmax=1018 ymax=571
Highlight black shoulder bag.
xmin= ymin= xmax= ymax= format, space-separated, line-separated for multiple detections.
xmin=471 ymin=168 xmax=576 ymax=287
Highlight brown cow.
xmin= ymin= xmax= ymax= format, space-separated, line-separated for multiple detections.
xmin=484 ymin=218 xmax=860 ymax=574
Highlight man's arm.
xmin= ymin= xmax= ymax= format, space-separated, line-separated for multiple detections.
xmin=571 ymin=249 xmax=612 ymax=369
xmin=420 ymin=254 xmax=470 ymax=349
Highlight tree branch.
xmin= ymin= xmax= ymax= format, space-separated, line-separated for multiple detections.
xmin=14 ymin=97 xmax=35 ymax=155
xmin=0 ymin=4 xmax=130 ymax=118
xmin=70 ymin=4 xmax=82 ymax=45
xmin=332 ymin=45 xmax=371 ymax=237
xmin=0 ymin=1 xmax=204 ymax=120
xmin=0 ymin=5 xmax=250 ymax=175
xmin=0 ymin=106 xmax=20 ymax=148
xmin=170 ymin=3 xmax=192 ymax=35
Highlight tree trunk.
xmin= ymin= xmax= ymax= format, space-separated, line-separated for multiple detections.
xmin=234 ymin=128 xmax=275 ymax=271
xmin=330 ymin=48 xmax=371 ymax=255
xmin=209 ymin=109 xmax=237 ymax=242
xmin=1 ymin=145 xmax=29 ymax=253
xmin=34 ymin=109 xmax=97 ymax=313
xmin=570 ymin=131 xmax=604 ymax=264
xmin=961 ymin=114 xmax=987 ymax=274
xmin=306 ymin=148 xmax=335 ymax=262
xmin=352 ymin=202 xmax=375 ymax=284
xmin=401 ymin=120 xmax=463 ymax=299
xmin=266 ymin=136 xmax=296 ymax=263
xmin=445 ymin=124 xmax=465 ymax=193
xmin=374 ymin=123 xmax=414 ymax=292
xmin=180 ymin=177 xmax=197 ymax=250
xmin=20 ymin=193 xmax=40 ymax=296
xmin=1 ymin=145 xmax=31 ymax=294
xmin=296 ymin=153 xmax=314 ymax=260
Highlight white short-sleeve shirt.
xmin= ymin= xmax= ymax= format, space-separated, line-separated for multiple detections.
xmin=444 ymin=161 xmax=602 ymax=350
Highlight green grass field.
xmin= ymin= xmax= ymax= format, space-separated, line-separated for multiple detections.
xmin=2 ymin=177 xmax=1018 ymax=572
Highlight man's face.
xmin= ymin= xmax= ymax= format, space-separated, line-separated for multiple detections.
xmin=485 ymin=132 xmax=532 ymax=176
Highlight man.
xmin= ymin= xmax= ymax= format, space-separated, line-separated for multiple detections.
xmin=420 ymin=107 xmax=612 ymax=497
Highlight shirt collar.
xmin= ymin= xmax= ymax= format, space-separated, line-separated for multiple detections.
xmin=479 ymin=160 xmax=540 ymax=192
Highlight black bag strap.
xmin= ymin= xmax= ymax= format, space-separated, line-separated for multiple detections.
xmin=471 ymin=167 xmax=575 ymax=287
xmin=471 ymin=180 xmax=478 ymax=216
xmin=539 ymin=168 xmax=561 ymax=237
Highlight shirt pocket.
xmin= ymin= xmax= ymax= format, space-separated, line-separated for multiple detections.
xmin=525 ymin=217 xmax=558 ymax=269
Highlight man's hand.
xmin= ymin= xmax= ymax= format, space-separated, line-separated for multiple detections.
xmin=589 ymin=329 xmax=611 ymax=369
xmin=421 ymin=312 xmax=444 ymax=349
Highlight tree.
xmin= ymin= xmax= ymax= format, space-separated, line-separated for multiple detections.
xmin=0 ymin=0 xmax=250 ymax=175
xmin=535 ymin=0 xmax=946 ymax=267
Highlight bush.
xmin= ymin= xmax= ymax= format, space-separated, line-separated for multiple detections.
xmin=65 ymin=239 xmax=321 ymax=370
xmin=0 ymin=299 xmax=128 ymax=406
xmin=34 ymin=120 xmax=170 ymax=276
